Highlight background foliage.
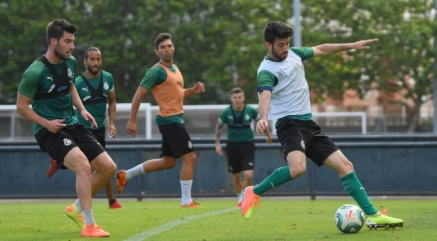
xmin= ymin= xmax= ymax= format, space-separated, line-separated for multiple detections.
xmin=1 ymin=0 xmax=436 ymax=130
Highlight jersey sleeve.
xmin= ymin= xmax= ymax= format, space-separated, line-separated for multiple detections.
xmin=139 ymin=65 xmax=167 ymax=90
xmin=107 ymin=72 xmax=115 ymax=92
xmin=290 ymin=47 xmax=314 ymax=61
xmin=18 ymin=65 xmax=40 ymax=99
xmin=257 ymin=70 xmax=277 ymax=93
xmin=218 ymin=108 xmax=227 ymax=123
xmin=250 ymin=106 xmax=259 ymax=121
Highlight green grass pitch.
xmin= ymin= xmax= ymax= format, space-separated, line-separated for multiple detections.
xmin=0 ymin=198 xmax=435 ymax=240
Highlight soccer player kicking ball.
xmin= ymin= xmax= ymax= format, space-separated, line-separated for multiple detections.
xmin=241 ymin=21 xmax=403 ymax=230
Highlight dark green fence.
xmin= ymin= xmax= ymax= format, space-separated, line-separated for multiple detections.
xmin=1 ymin=135 xmax=437 ymax=200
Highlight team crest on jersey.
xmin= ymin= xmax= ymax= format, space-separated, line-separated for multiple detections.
xmin=300 ymin=140 xmax=305 ymax=149
xmin=63 ymin=138 xmax=72 ymax=146
xmin=67 ymin=68 xmax=73 ymax=78
xmin=245 ymin=114 xmax=250 ymax=120
xmin=104 ymin=82 xmax=109 ymax=90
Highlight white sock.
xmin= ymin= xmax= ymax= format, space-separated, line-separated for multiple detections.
xmin=238 ymin=190 xmax=245 ymax=203
xmin=74 ymin=199 xmax=82 ymax=212
xmin=82 ymin=209 xmax=95 ymax=225
xmin=126 ymin=163 xmax=145 ymax=180
xmin=180 ymin=180 xmax=193 ymax=206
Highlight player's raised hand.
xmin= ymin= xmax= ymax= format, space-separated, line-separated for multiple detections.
xmin=352 ymin=39 xmax=378 ymax=50
xmin=46 ymin=119 xmax=66 ymax=133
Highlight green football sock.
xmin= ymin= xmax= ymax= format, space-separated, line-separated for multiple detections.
xmin=341 ymin=172 xmax=378 ymax=215
xmin=253 ymin=166 xmax=293 ymax=195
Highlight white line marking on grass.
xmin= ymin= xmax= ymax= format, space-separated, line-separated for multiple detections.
xmin=123 ymin=207 xmax=238 ymax=241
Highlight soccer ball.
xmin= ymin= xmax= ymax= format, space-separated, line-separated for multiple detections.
xmin=334 ymin=204 xmax=366 ymax=233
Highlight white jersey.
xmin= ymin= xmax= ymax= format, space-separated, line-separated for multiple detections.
xmin=257 ymin=48 xmax=312 ymax=120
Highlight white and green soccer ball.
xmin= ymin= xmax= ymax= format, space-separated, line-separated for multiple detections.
xmin=334 ymin=204 xmax=366 ymax=233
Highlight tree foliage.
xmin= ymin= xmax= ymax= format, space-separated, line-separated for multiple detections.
xmin=0 ymin=0 xmax=294 ymax=104
xmin=301 ymin=0 xmax=437 ymax=131
xmin=1 ymin=0 xmax=436 ymax=132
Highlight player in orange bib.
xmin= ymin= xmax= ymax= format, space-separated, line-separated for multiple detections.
xmin=116 ymin=33 xmax=205 ymax=208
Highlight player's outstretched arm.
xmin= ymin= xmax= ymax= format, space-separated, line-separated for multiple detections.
xmin=312 ymin=39 xmax=378 ymax=57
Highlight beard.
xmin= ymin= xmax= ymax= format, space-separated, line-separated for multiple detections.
xmin=271 ymin=46 xmax=288 ymax=61
xmin=54 ymin=46 xmax=69 ymax=60
xmin=87 ymin=65 xmax=100 ymax=75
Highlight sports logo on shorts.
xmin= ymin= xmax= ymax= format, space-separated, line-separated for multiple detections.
xmin=300 ymin=140 xmax=305 ymax=149
xmin=63 ymin=138 xmax=72 ymax=146
xmin=188 ymin=141 xmax=192 ymax=149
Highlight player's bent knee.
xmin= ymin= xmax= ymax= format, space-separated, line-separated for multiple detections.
xmin=290 ymin=167 xmax=306 ymax=179
xmin=343 ymin=160 xmax=354 ymax=173
xmin=244 ymin=173 xmax=253 ymax=181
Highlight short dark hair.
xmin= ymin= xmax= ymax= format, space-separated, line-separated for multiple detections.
xmin=154 ymin=33 xmax=172 ymax=49
xmin=263 ymin=21 xmax=293 ymax=44
xmin=46 ymin=19 xmax=77 ymax=45
xmin=84 ymin=47 xmax=101 ymax=59
xmin=231 ymin=87 xmax=243 ymax=94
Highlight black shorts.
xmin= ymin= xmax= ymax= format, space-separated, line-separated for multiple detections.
xmin=276 ymin=118 xmax=338 ymax=167
xmin=225 ymin=141 xmax=256 ymax=174
xmin=35 ymin=123 xmax=105 ymax=169
xmin=88 ymin=127 xmax=106 ymax=149
xmin=158 ymin=122 xmax=194 ymax=158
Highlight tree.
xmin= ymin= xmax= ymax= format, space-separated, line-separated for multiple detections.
xmin=0 ymin=0 xmax=296 ymax=104
xmin=300 ymin=0 xmax=437 ymax=132
xmin=0 ymin=0 xmax=73 ymax=103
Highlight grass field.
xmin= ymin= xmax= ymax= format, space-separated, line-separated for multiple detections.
xmin=0 ymin=198 xmax=435 ymax=241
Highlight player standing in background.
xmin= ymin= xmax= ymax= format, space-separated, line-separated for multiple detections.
xmin=46 ymin=47 xmax=123 ymax=209
xmin=215 ymin=87 xmax=272 ymax=207
xmin=16 ymin=19 xmax=113 ymax=237
xmin=116 ymin=33 xmax=205 ymax=207
xmin=241 ymin=21 xmax=404 ymax=230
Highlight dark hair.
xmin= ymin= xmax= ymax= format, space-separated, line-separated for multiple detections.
xmin=231 ymin=87 xmax=243 ymax=94
xmin=154 ymin=33 xmax=172 ymax=49
xmin=84 ymin=47 xmax=101 ymax=59
xmin=263 ymin=21 xmax=293 ymax=44
xmin=46 ymin=19 xmax=77 ymax=45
